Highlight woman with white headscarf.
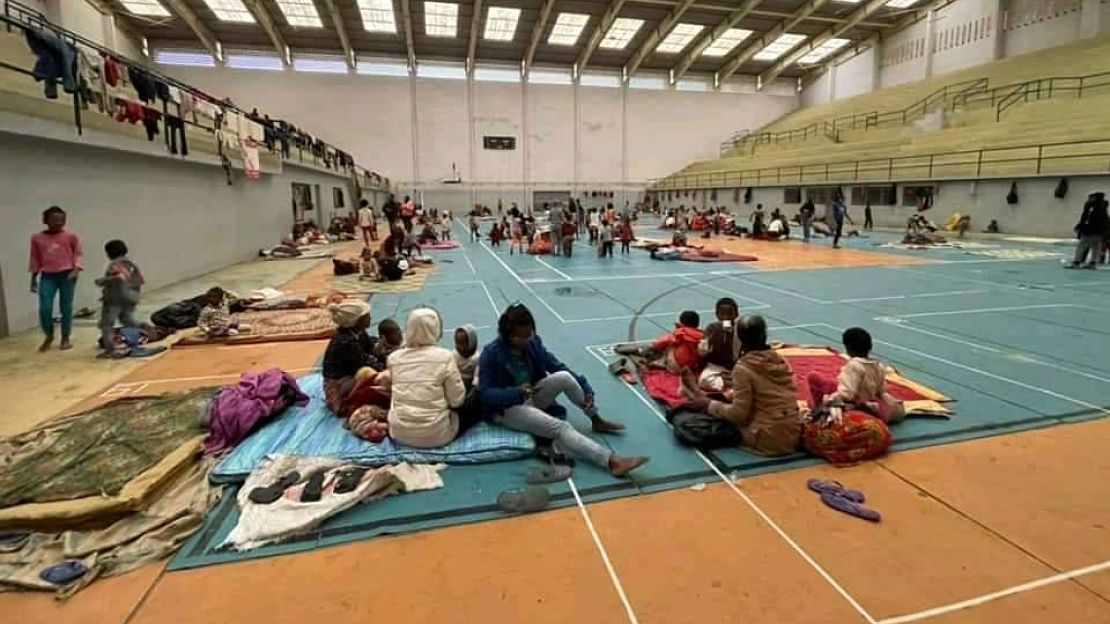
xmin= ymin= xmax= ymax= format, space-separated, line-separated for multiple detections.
xmin=387 ymin=308 xmax=469 ymax=448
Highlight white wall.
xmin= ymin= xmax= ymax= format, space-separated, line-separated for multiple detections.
xmin=162 ymin=64 xmax=798 ymax=190
xmin=1002 ymin=0 xmax=1083 ymax=57
xmin=0 ymin=131 xmax=352 ymax=335
xmin=836 ymin=47 xmax=879 ymax=101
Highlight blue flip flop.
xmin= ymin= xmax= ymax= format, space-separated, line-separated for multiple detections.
xmin=819 ymin=490 xmax=881 ymax=522
xmin=807 ymin=478 xmax=865 ymax=503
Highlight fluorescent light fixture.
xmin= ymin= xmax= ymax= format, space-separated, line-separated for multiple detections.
xmin=548 ymin=13 xmax=589 ymax=45
xmin=201 ymin=0 xmax=255 ymax=23
xmin=424 ymin=2 xmax=458 ymax=37
xmin=358 ymin=0 xmax=397 ymax=33
xmin=752 ymin=32 xmax=806 ymax=61
xmin=119 ymin=0 xmax=170 ymax=17
xmin=701 ymin=28 xmax=752 ymax=57
xmin=656 ymin=23 xmax=704 ymax=53
xmin=798 ymin=37 xmax=851 ymax=63
xmin=599 ymin=17 xmax=643 ymax=50
xmin=886 ymin=0 xmax=918 ymax=7
xmin=275 ymin=0 xmax=322 ymax=27
xmin=484 ymin=6 xmax=521 ymax=41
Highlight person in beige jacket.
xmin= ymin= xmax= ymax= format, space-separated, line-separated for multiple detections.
xmin=684 ymin=315 xmax=802 ymax=456
xmin=387 ymin=308 xmax=468 ymax=448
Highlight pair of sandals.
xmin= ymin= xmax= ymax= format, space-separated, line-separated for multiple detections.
xmin=497 ymin=448 xmax=575 ymax=514
xmin=607 ymin=358 xmax=638 ymax=385
xmin=248 ymin=467 xmax=369 ymax=505
xmin=807 ymin=479 xmax=881 ymax=522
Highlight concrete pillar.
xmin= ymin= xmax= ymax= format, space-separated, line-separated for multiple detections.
xmin=1079 ymin=0 xmax=1103 ymax=39
xmin=826 ymin=62 xmax=838 ymax=103
xmin=923 ymin=9 xmax=937 ymax=79
xmin=987 ymin=0 xmax=1005 ymax=60
xmin=871 ymin=40 xmax=882 ymax=91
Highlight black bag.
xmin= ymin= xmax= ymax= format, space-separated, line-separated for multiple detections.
xmin=670 ymin=411 xmax=742 ymax=449
xmin=743 ymin=187 xmax=753 ymax=204
xmin=379 ymin=257 xmax=404 ymax=281
xmin=1054 ymin=177 xmax=1068 ymax=199
xmin=1006 ymin=182 xmax=1019 ymax=205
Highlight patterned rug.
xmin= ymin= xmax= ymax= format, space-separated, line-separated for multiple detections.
xmin=175 ymin=307 xmax=336 ymax=347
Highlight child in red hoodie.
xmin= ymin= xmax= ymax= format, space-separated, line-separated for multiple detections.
xmin=652 ymin=310 xmax=705 ymax=373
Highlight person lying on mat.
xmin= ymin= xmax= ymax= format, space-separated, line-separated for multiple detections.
xmin=651 ymin=310 xmax=704 ymax=373
xmin=323 ymin=300 xmax=389 ymax=418
xmin=478 ymin=304 xmax=649 ymax=477
xmin=683 ymin=315 xmax=802 ymax=456
xmin=387 ymin=308 xmax=475 ymax=448
xmin=807 ymin=327 xmax=905 ymax=424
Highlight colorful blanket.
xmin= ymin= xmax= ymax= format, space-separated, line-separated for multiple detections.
xmin=679 ymin=250 xmax=758 ymax=263
xmin=211 ymin=375 xmax=536 ymax=483
xmin=175 ymin=308 xmax=336 ymax=347
xmin=421 ymin=240 xmax=461 ymax=250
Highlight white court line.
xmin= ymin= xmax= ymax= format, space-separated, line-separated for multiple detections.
xmin=524 ymin=269 xmax=757 ymax=284
xmin=583 ymin=346 xmax=879 ymax=624
xmin=812 ymin=323 xmax=1110 ymax=415
xmin=568 ymin=477 xmax=641 ymax=624
xmin=876 ymin=560 xmax=1110 ymax=624
xmin=479 ymin=282 xmax=501 ymax=319
xmin=837 ymin=289 xmax=985 ymax=303
xmin=875 ymin=319 xmax=1110 ymax=385
xmin=719 ymin=275 xmax=831 ymax=304
xmin=460 ymin=249 xmax=477 ymax=274
xmin=679 ymin=276 xmax=771 ymax=308
xmin=564 ymin=308 xmax=742 ymax=325
xmin=534 ymin=256 xmax=573 ymax=281
xmin=479 ymin=241 xmax=567 ymax=323
xmin=880 ymin=303 xmax=1079 ymax=320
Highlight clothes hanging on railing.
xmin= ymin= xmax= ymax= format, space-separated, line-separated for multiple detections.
xmin=24 ymin=27 xmax=77 ymax=99
xmin=101 ymin=53 xmax=120 ymax=87
xmin=127 ymin=66 xmax=157 ymax=103
xmin=165 ymin=116 xmax=187 ymax=156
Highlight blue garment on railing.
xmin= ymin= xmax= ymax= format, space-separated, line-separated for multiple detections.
xmin=24 ymin=27 xmax=77 ymax=99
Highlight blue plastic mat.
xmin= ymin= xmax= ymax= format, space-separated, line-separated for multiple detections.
xmin=211 ymin=374 xmax=536 ymax=483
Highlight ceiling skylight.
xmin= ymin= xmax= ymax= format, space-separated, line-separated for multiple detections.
xmin=599 ymin=17 xmax=644 ymax=50
xmin=702 ymin=28 xmax=752 ymax=57
xmin=119 ymin=0 xmax=170 ymax=17
xmin=798 ymin=37 xmax=851 ymax=63
xmin=275 ymin=0 xmax=322 ymax=27
xmin=886 ymin=0 xmax=919 ymax=7
xmin=358 ymin=0 xmax=397 ymax=33
xmin=752 ymin=33 xmax=806 ymax=61
xmin=656 ymin=23 xmax=704 ymax=53
xmin=484 ymin=7 xmax=521 ymax=41
xmin=548 ymin=13 xmax=589 ymax=45
xmin=201 ymin=0 xmax=255 ymax=23
xmin=424 ymin=2 xmax=458 ymax=37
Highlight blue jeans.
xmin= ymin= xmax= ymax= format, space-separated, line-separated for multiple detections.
xmin=38 ymin=271 xmax=76 ymax=339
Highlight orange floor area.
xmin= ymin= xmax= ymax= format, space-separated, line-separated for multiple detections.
xmin=704 ymin=236 xmax=935 ymax=271
xmin=6 ymin=419 xmax=1109 ymax=624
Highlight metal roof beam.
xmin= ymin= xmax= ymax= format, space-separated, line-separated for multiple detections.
xmin=522 ymin=0 xmax=558 ymax=77
xmin=242 ymin=0 xmax=291 ymax=66
xmin=623 ymin=0 xmax=892 ymax=29
xmin=322 ymin=0 xmax=356 ymax=69
xmin=671 ymin=0 xmax=760 ymax=83
xmin=624 ymin=0 xmax=695 ymax=78
xmin=574 ymin=0 xmax=627 ymax=79
xmin=161 ymin=0 xmax=222 ymax=61
xmin=715 ymin=0 xmax=830 ymax=86
xmin=400 ymin=0 xmax=417 ymax=71
xmin=466 ymin=0 xmax=485 ymax=75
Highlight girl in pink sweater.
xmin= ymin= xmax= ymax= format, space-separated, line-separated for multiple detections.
xmin=29 ymin=206 xmax=83 ymax=352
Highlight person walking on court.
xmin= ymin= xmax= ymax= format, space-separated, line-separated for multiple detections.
xmin=831 ymin=198 xmax=852 ymax=249
xmin=864 ymin=202 xmax=874 ymax=231
xmin=800 ymin=199 xmax=815 ymax=242
xmin=29 ymin=206 xmax=83 ymax=352
xmin=548 ymin=203 xmax=563 ymax=257
xmin=1067 ymin=191 xmax=1109 ymax=269
xmin=357 ymin=199 xmax=376 ymax=244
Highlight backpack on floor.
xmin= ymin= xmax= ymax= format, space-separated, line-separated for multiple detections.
xmin=670 ymin=411 xmax=742 ymax=449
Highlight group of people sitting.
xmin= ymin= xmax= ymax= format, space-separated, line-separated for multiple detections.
xmin=320 ymin=301 xmax=650 ymax=476
xmin=639 ymin=298 xmax=903 ymax=459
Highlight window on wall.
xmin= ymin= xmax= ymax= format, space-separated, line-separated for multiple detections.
xmin=333 ymin=187 xmax=345 ymax=209
xmin=804 ymin=186 xmax=841 ymax=205
xmin=850 ymin=185 xmax=896 ymax=206
xmin=784 ymin=187 xmax=802 ymax=204
xmin=902 ymin=185 xmax=935 ymax=208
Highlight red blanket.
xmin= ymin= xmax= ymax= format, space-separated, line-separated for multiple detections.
xmin=679 ymin=250 xmax=758 ymax=263
xmin=783 ymin=353 xmax=934 ymax=404
xmin=641 ymin=369 xmax=689 ymax=409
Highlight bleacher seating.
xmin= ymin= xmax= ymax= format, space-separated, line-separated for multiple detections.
xmin=663 ymin=36 xmax=1110 ymax=189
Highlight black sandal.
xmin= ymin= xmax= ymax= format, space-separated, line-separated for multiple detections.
xmin=248 ymin=471 xmax=302 ymax=504
xmin=333 ymin=467 xmax=368 ymax=494
xmin=300 ymin=470 xmax=328 ymax=503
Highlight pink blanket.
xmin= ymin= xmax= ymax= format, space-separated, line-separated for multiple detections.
xmin=421 ymin=240 xmax=461 ymax=250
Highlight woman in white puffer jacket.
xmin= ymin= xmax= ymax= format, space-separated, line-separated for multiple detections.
xmin=387 ymin=308 xmax=468 ymax=448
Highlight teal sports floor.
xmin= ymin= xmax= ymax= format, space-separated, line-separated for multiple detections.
xmin=171 ymin=224 xmax=1110 ymax=570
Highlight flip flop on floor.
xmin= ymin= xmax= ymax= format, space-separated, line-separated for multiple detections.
xmin=608 ymin=358 xmax=629 ymax=376
xmin=806 ymin=478 xmax=865 ymax=503
xmin=300 ymin=470 xmax=328 ymax=503
xmin=248 ymin=470 xmax=302 ymax=504
xmin=526 ymin=464 xmax=573 ymax=484
xmin=497 ymin=486 xmax=551 ymax=514
xmin=333 ymin=467 xmax=368 ymax=494
xmin=819 ymin=490 xmax=881 ymax=522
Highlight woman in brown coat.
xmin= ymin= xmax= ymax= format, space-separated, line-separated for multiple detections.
xmin=684 ymin=315 xmax=802 ymax=456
